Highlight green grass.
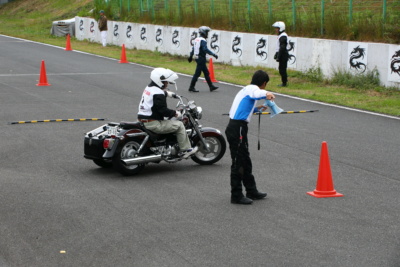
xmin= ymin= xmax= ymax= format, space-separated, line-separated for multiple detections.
xmin=0 ymin=0 xmax=399 ymax=117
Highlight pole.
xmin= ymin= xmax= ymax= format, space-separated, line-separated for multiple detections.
xmin=382 ymin=0 xmax=387 ymax=23
xmin=247 ymin=0 xmax=251 ymax=30
xmin=321 ymin=0 xmax=325 ymax=35
xmin=178 ymin=0 xmax=181 ymax=21
xmin=349 ymin=0 xmax=353 ymax=25
xmin=292 ymin=0 xmax=296 ymax=31
xmin=229 ymin=0 xmax=232 ymax=27
xmin=211 ymin=0 xmax=214 ymax=23
xmin=268 ymin=0 xmax=272 ymax=21
xmin=194 ymin=0 xmax=198 ymax=17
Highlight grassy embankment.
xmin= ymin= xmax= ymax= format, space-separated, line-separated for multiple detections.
xmin=0 ymin=0 xmax=399 ymax=117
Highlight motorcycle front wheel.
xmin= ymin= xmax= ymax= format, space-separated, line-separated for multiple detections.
xmin=113 ymin=139 xmax=145 ymax=176
xmin=191 ymin=135 xmax=226 ymax=165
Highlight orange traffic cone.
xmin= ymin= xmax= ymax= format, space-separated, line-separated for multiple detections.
xmin=36 ymin=60 xmax=51 ymax=86
xmin=307 ymin=141 xmax=343 ymax=198
xmin=65 ymin=34 xmax=72 ymax=51
xmin=119 ymin=44 xmax=129 ymax=63
xmin=204 ymin=58 xmax=218 ymax=83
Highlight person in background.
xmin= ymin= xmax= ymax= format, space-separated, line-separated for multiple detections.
xmin=225 ymin=70 xmax=274 ymax=205
xmin=188 ymin=26 xmax=219 ymax=93
xmin=98 ymin=10 xmax=108 ymax=47
xmin=272 ymin=21 xmax=289 ymax=87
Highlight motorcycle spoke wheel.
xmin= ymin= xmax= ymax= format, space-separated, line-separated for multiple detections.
xmin=192 ymin=136 xmax=226 ymax=165
xmin=113 ymin=140 xmax=145 ymax=175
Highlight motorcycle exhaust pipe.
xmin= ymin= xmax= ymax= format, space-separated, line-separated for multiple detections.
xmin=121 ymin=154 xmax=162 ymax=166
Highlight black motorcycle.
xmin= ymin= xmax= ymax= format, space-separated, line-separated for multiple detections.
xmin=84 ymin=95 xmax=226 ymax=175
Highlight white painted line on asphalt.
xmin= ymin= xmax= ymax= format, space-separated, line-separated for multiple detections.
xmin=1 ymin=34 xmax=399 ymax=121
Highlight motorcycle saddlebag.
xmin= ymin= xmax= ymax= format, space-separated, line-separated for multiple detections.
xmin=84 ymin=136 xmax=106 ymax=160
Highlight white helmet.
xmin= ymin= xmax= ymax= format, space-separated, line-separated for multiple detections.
xmin=272 ymin=21 xmax=285 ymax=32
xmin=199 ymin=26 xmax=211 ymax=38
xmin=150 ymin=68 xmax=178 ymax=88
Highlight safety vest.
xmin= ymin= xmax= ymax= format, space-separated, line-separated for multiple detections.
xmin=276 ymin=32 xmax=289 ymax=52
xmin=193 ymin=37 xmax=206 ymax=56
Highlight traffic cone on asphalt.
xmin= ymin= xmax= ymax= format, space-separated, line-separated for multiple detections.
xmin=65 ymin=34 xmax=72 ymax=51
xmin=307 ymin=141 xmax=343 ymax=198
xmin=36 ymin=60 xmax=51 ymax=86
xmin=119 ymin=44 xmax=129 ymax=63
xmin=204 ymin=58 xmax=218 ymax=83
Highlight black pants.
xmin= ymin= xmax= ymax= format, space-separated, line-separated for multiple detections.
xmin=190 ymin=57 xmax=212 ymax=87
xmin=279 ymin=54 xmax=289 ymax=84
xmin=225 ymin=119 xmax=258 ymax=200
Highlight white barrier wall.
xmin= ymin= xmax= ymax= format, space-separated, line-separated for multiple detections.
xmin=76 ymin=16 xmax=400 ymax=88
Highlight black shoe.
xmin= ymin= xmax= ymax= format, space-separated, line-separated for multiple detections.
xmin=246 ymin=191 xmax=267 ymax=200
xmin=278 ymin=83 xmax=287 ymax=87
xmin=188 ymin=87 xmax=199 ymax=92
xmin=209 ymin=85 xmax=219 ymax=92
xmin=231 ymin=196 xmax=253 ymax=205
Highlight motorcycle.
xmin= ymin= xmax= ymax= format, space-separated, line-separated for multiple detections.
xmin=84 ymin=95 xmax=226 ymax=175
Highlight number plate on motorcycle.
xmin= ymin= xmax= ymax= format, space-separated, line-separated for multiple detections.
xmin=107 ymin=127 xmax=117 ymax=136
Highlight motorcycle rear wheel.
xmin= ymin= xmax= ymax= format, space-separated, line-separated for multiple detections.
xmin=113 ymin=139 xmax=145 ymax=176
xmin=191 ymin=135 xmax=226 ymax=165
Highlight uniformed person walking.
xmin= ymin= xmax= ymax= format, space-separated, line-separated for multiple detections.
xmin=188 ymin=26 xmax=219 ymax=92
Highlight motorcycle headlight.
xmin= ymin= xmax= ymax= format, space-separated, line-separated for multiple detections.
xmin=188 ymin=100 xmax=196 ymax=110
xmin=194 ymin=106 xmax=202 ymax=120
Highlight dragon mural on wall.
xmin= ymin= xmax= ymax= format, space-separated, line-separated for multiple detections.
xmin=140 ymin=27 xmax=147 ymax=42
xmin=210 ymin=33 xmax=219 ymax=53
xmin=256 ymin=37 xmax=267 ymax=61
xmin=190 ymin=31 xmax=197 ymax=46
xmin=349 ymin=45 xmax=367 ymax=73
xmin=126 ymin=25 xmax=132 ymax=40
xmin=287 ymin=41 xmax=296 ymax=64
xmin=155 ymin=28 xmax=163 ymax=45
xmin=113 ymin=24 xmax=119 ymax=38
xmin=79 ymin=19 xmax=84 ymax=31
xmin=172 ymin=30 xmax=180 ymax=48
xmin=232 ymin=35 xmax=242 ymax=57
xmin=390 ymin=50 xmax=400 ymax=76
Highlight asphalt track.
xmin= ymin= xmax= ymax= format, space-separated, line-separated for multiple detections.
xmin=0 ymin=34 xmax=399 ymax=267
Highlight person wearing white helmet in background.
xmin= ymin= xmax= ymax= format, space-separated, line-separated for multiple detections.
xmin=137 ymin=68 xmax=198 ymax=159
xmin=188 ymin=26 xmax=219 ymax=93
xmin=272 ymin=21 xmax=289 ymax=87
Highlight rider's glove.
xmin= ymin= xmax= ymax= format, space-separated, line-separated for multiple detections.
xmin=175 ymin=111 xmax=182 ymax=119
xmin=274 ymin=52 xmax=280 ymax=62
xmin=188 ymin=56 xmax=193 ymax=63
xmin=166 ymin=91 xmax=176 ymax=98
xmin=214 ymin=54 xmax=218 ymax=60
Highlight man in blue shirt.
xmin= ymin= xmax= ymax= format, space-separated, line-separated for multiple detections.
xmin=188 ymin=26 xmax=219 ymax=92
xmin=225 ymin=70 xmax=275 ymax=205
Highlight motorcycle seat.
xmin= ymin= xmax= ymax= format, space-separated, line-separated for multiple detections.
xmin=120 ymin=121 xmax=141 ymax=130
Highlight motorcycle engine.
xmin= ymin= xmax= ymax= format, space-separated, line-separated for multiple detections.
xmin=151 ymin=144 xmax=180 ymax=157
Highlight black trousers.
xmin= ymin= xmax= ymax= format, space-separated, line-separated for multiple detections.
xmin=225 ymin=119 xmax=258 ymax=200
xmin=190 ymin=57 xmax=212 ymax=86
xmin=279 ymin=54 xmax=289 ymax=84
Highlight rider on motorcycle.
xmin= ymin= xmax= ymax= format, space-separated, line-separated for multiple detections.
xmin=138 ymin=68 xmax=198 ymax=159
